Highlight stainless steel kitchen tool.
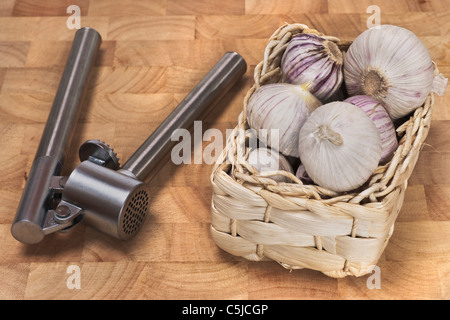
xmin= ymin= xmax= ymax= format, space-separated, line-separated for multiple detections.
xmin=11 ymin=27 xmax=247 ymax=245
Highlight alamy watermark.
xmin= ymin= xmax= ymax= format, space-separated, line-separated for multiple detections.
xmin=170 ymin=121 xmax=280 ymax=166
xmin=67 ymin=5 xmax=81 ymax=30
xmin=66 ymin=264 xmax=81 ymax=290
xmin=366 ymin=265 xmax=381 ymax=289
xmin=367 ymin=5 xmax=381 ymax=29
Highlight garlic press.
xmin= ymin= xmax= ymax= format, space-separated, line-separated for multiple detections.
xmin=11 ymin=27 xmax=246 ymax=244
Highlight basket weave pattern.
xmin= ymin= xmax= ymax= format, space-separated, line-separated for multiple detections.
xmin=209 ymin=23 xmax=435 ymax=278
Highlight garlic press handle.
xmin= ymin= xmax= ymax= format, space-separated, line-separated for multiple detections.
xmin=11 ymin=28 xmax=101 ymax=244
xmin=121 ymin=52 xmax=247 ymax=180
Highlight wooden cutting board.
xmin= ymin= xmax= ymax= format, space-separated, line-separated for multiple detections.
xmin=0 ymin=0 xmax=449 ymax=300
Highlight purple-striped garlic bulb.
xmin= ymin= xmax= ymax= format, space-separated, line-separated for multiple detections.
xmin=345 ymin=95 xmax=398 ymax=164
xmin=281 ymin=33 xmax=344 ymax=101
xmin=246 ymin=83 xmax=322 ymax=157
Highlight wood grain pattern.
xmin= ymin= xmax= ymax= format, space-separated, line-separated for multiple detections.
xmin=245 ymin=0 xmax=328 ymax=14
xmin=0 ymin=0 xmax=449 ymax=300
xmin=107 ymin=16 xmax=196 ymax=41
xmin=196 ymin=15 xmax=279 ymax=39
xmin=12 ymin=0 xmax=90 ymax=17
xmin=328 ymin=0 xmax=450 ymax=13
xmin=89 ymin=0 xmax=166 ymax=17
xmin=167 ymin=0 xmax=245 ymax=15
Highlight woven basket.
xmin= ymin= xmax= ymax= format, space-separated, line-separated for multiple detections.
xmin=210 ymin=23 xmax=437 ymax=278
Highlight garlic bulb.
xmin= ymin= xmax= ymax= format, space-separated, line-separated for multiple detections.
xmin=246 ymin=83 xmax=322 ymax=157
xmin=281 ymin=33 xmax=344 ymax=101
xmin=298 ymin=101 xmax=382 ymax=193
xmin=295 ymin=164 xmax=314 ymax=185
xmin=345 ymin=95 xmax=398 ymax=164
xmin=344 ymin=25 xmax=435 ymax=120
xmin=247 ymin=147 xmax=294 ymax=182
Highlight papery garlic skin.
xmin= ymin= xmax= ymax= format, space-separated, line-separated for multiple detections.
xmin=345 ymin=95 xmax=398 ymax=164
xmin=247 ymin=147 xmax=294 ymax=182
xmin=281 ymin=33 xmax=344 ymax=101
xmin=431 ymin=73 xmax=448 ymax=96
xmin=298 ymin=102 xmax=382 ymax=193
xmin=246 ymin=83 xmax=322 ymax=157
xmin=344 ymin=25 xmax=434 ymax=120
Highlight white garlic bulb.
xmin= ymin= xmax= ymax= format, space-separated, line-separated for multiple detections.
xmin=247 ymin=147 xmax=294 ymax=182
xmin=345 ymin=95 xmax=398 ymax=164
xmin=344 ymin=25 xmax=436 ymax=120
xmin=246 ymin=83 xmax=322 ymax=157
xmin=281 ymin=33 xmax=344 ymax=101
xmin=298 ymin=101 xmax=382 ymax=193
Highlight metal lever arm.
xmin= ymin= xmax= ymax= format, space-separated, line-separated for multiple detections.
xmin=120 ymin=52 xmax=247 ymax=180
xmin=11 ymin=28 xmax=101 ymax=244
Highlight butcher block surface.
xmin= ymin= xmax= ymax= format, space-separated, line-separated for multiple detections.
xmin=0 ymin=0 xmax=449 ymax=300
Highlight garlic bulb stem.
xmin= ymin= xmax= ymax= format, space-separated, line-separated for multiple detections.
xmin=316 ymin=125 xmax=343 ymax=146
xmin=362 ymin=68 xmax=390 ymax=99
xmin=325 ymin=40 xmax=343 ymax=64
